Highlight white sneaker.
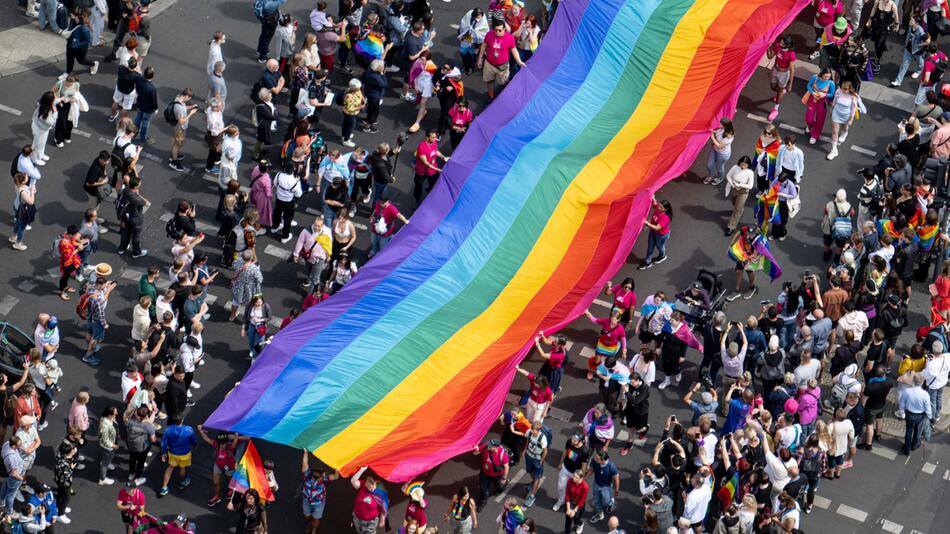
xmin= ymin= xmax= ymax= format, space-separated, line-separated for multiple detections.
xmin=385 ymin=65 xmax=400 ymax=73
xmin=576 ymin=523 xmax=585 ymax=533
xmin=134 ymin=477 xmax=147 ymax=487
xmin=191 ymin=381 xmax=201 ymax=389
xmin=90 ymin=61 xmax=98 ymax=75
xmin=187 ymin=389 xmax=193 ymax=398
xmin=673 ymin=373 xmax=682 ymax=385
xmin=291 ymin=220 xmax=299 ymax=227
xmin=552 ymin=501 xmax=563 ymax=512
xmin=41 ymin=155 xmax=50 ymax=161
xmin=64 ymin=508 xmax=71 ymax=514
xmin=891 ymin=80 xmax=901 ymax=87
xmin=58 ymin=515 xmax=71 ymax=524
xmin=912 ymin=71 xmax=921 ymax=79
xmin=838 ymin=131 xmax=848 ymax=143
xmin=808 ymin=137 xmax=816 ymax=144
xmin=826 ymin=147 xmax=838 ymax=160
xmin=658 ymin=377 xmax=671 ymax=390
xmin=35 ymin=159 xmax=46 ymax=166
xmin=99 ymin=478 xmax=115 ymax=485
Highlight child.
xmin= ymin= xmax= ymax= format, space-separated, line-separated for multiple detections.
xmin=196 ymin=425 xmax=248 ymax=507
xmin=45 ymin=359 xmax=64 ymax=409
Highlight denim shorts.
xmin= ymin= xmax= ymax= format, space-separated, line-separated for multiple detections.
xmin=87 ymin=320 xmax=105 ymax=341
xmin=303 ymin=499 xmax=326 ymax=519
xmin=525 ymin=455 xmax=544 ymax=480
xmin=828 ymin=454 xmax=845 ymax=468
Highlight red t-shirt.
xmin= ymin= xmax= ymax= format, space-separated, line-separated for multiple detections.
xmin=372 ymin=201 xmax=401 ymax=237
xmin=771 ymin=42 xmax=796 ymax=70
xmin=650 ymin=210 xmax=671 ymax=236
xmin=478 ymin=444 xmax=509 ymax=477
xmin=414 ymin=140 xmax=440 ymax=176
xmin=526 ymin=373 xmax=554 ymax=404
xmin=352 ymin=480 xmax=381 ymax=521
xmin=484 ymin=31 xmax=516 ymax=67
xmin=405 ymin=499 xmax=428 ymax=526
xmin=566 ymin=479 xmax=589 ymax=506
xmin=924 ymin=51 xmax=947 ymax=87
xmin=813 ymin=0 xmax=842 ymax=27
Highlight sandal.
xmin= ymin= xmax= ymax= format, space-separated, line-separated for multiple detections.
xmin=66 ymin=287 xmax=76 ymax=293
xmin=408 ymin=123 xmax=420 ymax=134
xmin=59 ymin=292 xmax=70 ymax=301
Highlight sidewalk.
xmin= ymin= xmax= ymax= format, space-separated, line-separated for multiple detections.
xmin=0 ymin=1 xmax=176 ymax=77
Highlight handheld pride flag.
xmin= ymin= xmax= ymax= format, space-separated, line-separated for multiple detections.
xmin=207 ymin=0 xmax=811 ymax=481
xmin=753 ymin=183 xmax=780 ymax=233
xmin=228 ymin=441 xmax=275 ymax=502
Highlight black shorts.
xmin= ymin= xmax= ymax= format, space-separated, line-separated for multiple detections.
xmin=626 ymin=411 xmax=649 ymax=430
xmin=823 ymin=233 xmax=847 ymax=248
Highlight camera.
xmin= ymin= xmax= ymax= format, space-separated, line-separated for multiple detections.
xmin=698 ymin=368 xmax=715 ymax=390
xmin=396 ymin=131 xmax=411 ymax=147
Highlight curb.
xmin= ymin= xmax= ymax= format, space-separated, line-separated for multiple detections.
xmin=0 ymin=0 xmax=176 ymax=78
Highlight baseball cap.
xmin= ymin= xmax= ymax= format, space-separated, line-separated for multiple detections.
xmin=47 ymin=316 xmax=58 ymax=330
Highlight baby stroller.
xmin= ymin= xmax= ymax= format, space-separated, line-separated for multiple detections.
xmin=674 ymin=269 xmax=727 ymax=329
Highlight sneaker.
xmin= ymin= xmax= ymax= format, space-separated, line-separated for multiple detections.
xmin=809 ymin=50 xmax=820 ymax=60
xmin=90 ymin=61 xmax=99 ymax=75
xmin=82 ymin=355 xmax=101 ymax=366
xmin=658 ymin=377 xmax=671 ymax=390
xmin=191 ymin=381 xmax=201 ymax=389
xmin=839 ymin=131 xmax=848 ymax=143
xmin=709 ymin=176 xmax=723 ymax=186
xmin=524 ymin=494 xmax=536 ymax=508
xmin=108 ymin=113 xmax=118 ymax=122
xmin=340 ymin=65 xmax=354 ymax=74
xmin=64 ymin=508 xmax=71 ymax=514
xmin=169 ymin=161 xmax=186 ymax=172
xmin=742 ymin=286 xmax=758 ymax=300
xmin=35 ymin=160 xmax=46 ymax=166
xmin=808 ymin=137 xmax=816 ymax=144
xmin=11 ymin=242 xmax=26 ymax=251
xmin=116 ymin=248 xmax=126 ymax=255
xmin=342 ymin=139 xmax=355 ymax=148
xmin=576 ymin=523 xmax=585 ymax=533
xmin=652 ymin=255 xmax=668 ymax=264
xmin=826 ymin=147 xmax=838 ymax=160
xmin=158 ymin=486 xmax=169 ymax=497
xmin=894 ymin=409 xmax=905 ymax=419
xmin=58 ymin=515 xmax=71 ymax=525
xmin=637 ymin=261 xmax=652 ymax=271
xmin=702 ymin=176 xmax=713 ymax=185
xmin=385 ymin=65 xmax=400 ymax=73
xmin=77 ymin=454 xmax=86 ymax=462
xmin=207 ymin=495 xmax=222 ymax=507
xmin=348 ymin=205 xmax=357 ymax=218
xmin=21 ymin=486 xmax=33 ymax=495
xmin=291 ymin=220 xmax=299 ymax=227
xmin=552 ymin=501 xmax=563 ymax=512
xmin=187 ymin=390 xmax=193 ymax=398
xmin=54 ymin=141 xmax=64 ymax=148
xmin=673 ymin=373 xmax=682 ymax=385
xmin=361 ymin=125 xmax=379 ymax=134
xmin=257 ymin=57 xmax=267 ymax=64
xmin=37 ymin=422 xmax=48 ymax=431
xmin=767 ymin=105 xmax=779 ymax=122
xmin=912 ymin=71 xmax=921 ymax=79
xmin=186 ymin=401 xmax=196 ymax=407
xmin=131 ymin=249 xmax=149 ymax=258
xmin=591 ymin=512 xmax=605 ymax=523
xmin=178 ymin=476 xmax=192 ymax=490
xmin=726 ymin=290 xmax=742 ymax=302
xmin=134 ymin=477 xmax=147 ymax=487
xmin=99 ymin=478 xmax=115 ymax=486
xmin=890 ymin=80 xmax=901 ymax=87
xmin=841 ymin=460 xmax=854 ymax=469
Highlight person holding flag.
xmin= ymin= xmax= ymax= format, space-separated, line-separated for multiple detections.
xmin=727 ymin=226 xmax=783 ymax=302
xmin=301 ymin=450 xmax=339 ymax=534
xmin=227 ymin=440 xmax=276 ymax=504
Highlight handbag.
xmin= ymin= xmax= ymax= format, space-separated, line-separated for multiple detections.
xmin=788 ymin=196 xmax=802 ymax=218
xmin=255 ymin=323 xmax=267 ymax=337
xmin=16 ymin=202 xmax=36 ymax=224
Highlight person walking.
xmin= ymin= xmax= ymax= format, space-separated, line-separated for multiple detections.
xmin=477 ymin=20 xmax=524 ymax=99
xmin=250 ymin=160 xmax=274 ymax=228
xmin=703 ymin=118 xmax=734 ymax=186
xmin=638 ymin=197 xmax=673 ymax=269
xmin=369 ymin=191 xmax=409 ymax=257
xmin=892 ymin=15 xmax=928 ymax=87
xmin=255 ymin=0 xmax=287 ymax=63
xmin=826 ymin=81 xmax=865 ymax=160
xmin=241 ymin=294 xmax=271 ymax=360
xmin=349 ymin=466 xmax=384 ymax=534
xmin=803 ymin=68 xmax=836 ymax=144
xmin=272 ymin=160 xmax=303 ymax=243
xmin=30 ymin=92 xmax=56 ymax=167
xmin=472 ymin=438 xmax=510 ymax=512
xmin=159 ymin=415 xmax=197 ymax=497
xmin=168 ymin=88 xmax=198 ymax=172
xmin=56 ymin=225 xmax=86 ymax=300
xmin=724 ymin=156 xmax=754 ymax=236
xmin=563 ymin=468 xmax=589 ymax=534
xmin=588 ymin=450 xmax=619 ymax=524
xmin=10 ymin=173 xmax=34 ymax=251
xmin=97 ymin=405 xmax=119 ymax=485
xmin=293 ymin=214 xmax=332 ymax=289
xmin=65 ymin=11 xmax=99 ymax=75
xmin=116 ymin=177 xmax=150 ymax=258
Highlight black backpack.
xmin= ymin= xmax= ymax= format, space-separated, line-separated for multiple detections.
xmin=931 ymin=53 xmax=948 ymax=82
xmin=162 ymin=101 xmax=181 ymax=126
xmin=110 ymin=137 xmax=133 ymax=173
xmin=115 ymin=190 xmax=132 ymax=222
xmin=165 ymin=217 xmax=182 ymax=239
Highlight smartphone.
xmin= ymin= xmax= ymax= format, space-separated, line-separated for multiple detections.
xmin=760 ymin=299 xmax=771 ymax=305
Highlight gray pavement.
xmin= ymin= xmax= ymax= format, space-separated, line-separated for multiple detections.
xmin=0 ymin=1 xmax=946 ymax=534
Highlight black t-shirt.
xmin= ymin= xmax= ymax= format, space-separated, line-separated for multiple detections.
xmin=134 ymin=77 xmax=158 ymax=113
xmin=169 ymin=282 xmax=189 ymax=312
xmin=760 ymin=317 xmax=783 ymax=340
xmin=783 ymin=476 xmax=806 ymax=499
xmin=865 ymin=341 xmax=889 ymax=368
xmin=324 ymin=184 xmax=349 ymax=214
xmin=562 ymin=440 xmax=589 ymax=473
xmin=84 ymin=159 xmax=108 ymax=194
xmin=863 ymin=378 xmax=895 ymax=411
xmin=174 ymin=214 xmax=197 ymax=237
xmin=147 ymin=325 xmax=174 ymax=361
xmin=116 ymin=66 xmax=141 ymax=95
xmin=123 ymin=189 xmax=146 ymax=223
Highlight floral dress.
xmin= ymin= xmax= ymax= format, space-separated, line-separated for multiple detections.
xmin=230 ymin=256 xmax=263 ymax=306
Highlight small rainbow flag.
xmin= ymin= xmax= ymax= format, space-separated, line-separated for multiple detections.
xmin=716 ymin=470 xmax=740 ymax=509
xmin=876 ymin=218 xmax=902 ymax=239
xmin=354 ymin=33 xmax=385 ymax=62
xmin=728 ymin=234 xmax=781 ymax=281
xmin=917 ymin=224 xmax=939 ymax=252
xmin=403 ymin=480 xmax=424 ymax=496
xmin=753 ymin=183 xmax=780 ymax=233
xmin=752 ymin=137 xmax=780 ymax=183
xmin=728 ymin=237 xmax=753 ymax=264
xmin=229 ymin=440 xmax=275 ymax=502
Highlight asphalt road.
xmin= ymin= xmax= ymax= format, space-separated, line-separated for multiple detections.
xmin=0 ymin=1 xmax=946 ymax=534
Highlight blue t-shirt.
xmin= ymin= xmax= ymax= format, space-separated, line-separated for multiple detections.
xmin=161 ymin=425 xmax=197 ymax=456
xmin=721 ymin=399 xmax=749 ymax=434
xmin=590 ymin=459 xmax=619 ymax=487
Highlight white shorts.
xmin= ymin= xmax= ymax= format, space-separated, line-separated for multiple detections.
xmin=112 ymin=87 xmax=137 ymax=110
xmin=771 ymin=68 xmax=790 ymax=89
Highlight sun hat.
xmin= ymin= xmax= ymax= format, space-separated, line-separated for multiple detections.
xmin=95 ymin=263 xmax=113 ymax=277
xmin=834 ymin=17 xmax=848 ymax=32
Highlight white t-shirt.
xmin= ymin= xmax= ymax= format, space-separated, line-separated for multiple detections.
xmin=830 ymin=419 xmax=854 ymax=456
xmin=693 ymin=433 xmax=718 ymax=466
xmin=793 ymin=360 xmax=821 ymax=388
xmin=924 ymin=354 xmax=949 ymax=390
xmin=683 ymin=482 xmax=713 ymax=524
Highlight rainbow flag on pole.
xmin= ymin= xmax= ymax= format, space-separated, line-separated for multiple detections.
xmin=716 ymin=470 xmax=740 ymax=509
xmin=228 ymin=441 xmax=275 ymax=502
xmin=207 ymin=0 xmax=812 ymax=482
xmin=753 ymin=183 xmax=780 ymax=233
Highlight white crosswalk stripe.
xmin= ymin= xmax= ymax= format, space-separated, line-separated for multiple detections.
xmin=0 ymin=296 xmax=19 ymax=315
xmin=836 ymin=504 xmax=868 ymax=522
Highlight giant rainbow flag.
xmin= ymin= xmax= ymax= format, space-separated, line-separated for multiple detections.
xmin=207 ymin=0 xmax=810 ymax=481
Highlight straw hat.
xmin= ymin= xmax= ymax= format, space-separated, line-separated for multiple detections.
xmin=95 ymin=263 xmax=113 ymax=277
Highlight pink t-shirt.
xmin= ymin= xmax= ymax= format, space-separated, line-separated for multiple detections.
xmin=484 ymin=31 xmax=516 ymax=67
xmin=526 ymin=373 xmax=554 ymax=404
xmin=650 ymin=210 xmax=671 ymax=236
xmin=353 ymin=480 xmax=381 ymax=521
xmin=449 ymin=106 xmax=474 ymax=129
xmin=813 ymin=0 xmax=843 ymax=27
xmin=548 ymin=348 xmax=566 ymax=369
xmin=771 ymin=42 xmax=796 ymax=70
xmin=609 ymin=287 xmax=637 ymax=311
xmin=414 ymin=140 xmax=440 ymax=176
xmin=923 ymin=51 xmax=947 ymax=87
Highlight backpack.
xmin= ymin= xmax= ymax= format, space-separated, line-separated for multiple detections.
xmin=253 ymin=0 xmax=267 ymax=21
xmin=115 ymin=190 xmax=132 ymax=222
xmin=931 ymin=53 xmax=948 ymax=83
xmin=49 ymin=236 xmax=63 ymax=261
xmin=110 ymin=137 xmax=133 ymax=173
xmin=831 ymin=203 xmax=852 ymax=241
xmin=126 ymin=420 xmax=149 ymax=453
xmin=162 ymin=101 xmax=181 ymax=126
xmin=165 ymin=217 xmax=182 ymax=240
xmin=829 ymin=381 xmax=849 ymax=409
xmin=76 ymin=291 xmax=93 ymax=320
xmin=540 ymin=424 xmax=553 ymax=446
xmin=924 ymin=324 xmax=949 ymax=352
xmin=128 ymin=13 xmax=142 ymax=34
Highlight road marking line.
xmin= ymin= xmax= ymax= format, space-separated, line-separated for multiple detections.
xmin=493 ymin=469 xmax=526 ymax=503
xmin=869 ymin=445 xmax=898 ymax=461
xmin=269 ymin=316 xmax=283 ymax=328
xmin=943 ymin=469 xmax=950 ymax=481
xmin=0 ymin=296 xmax=19 ymax=316
xmin=449 ymin=24 xmax=460 ymax=29
xmin=921 ymin=462 xmax=937 ymax=475
xmin=579 ymin=346 xmax=595 ymax=359
xmin=836 ymin=504 xmax=868 ymax=522
xmin=812 ymin=495 xmax=832 ymax=509
xmin=16 ymin=280 xmax=36 ymax=292
xmin=72 ymin=129 xmax=91 ymax=138
xmin=850 ymin=145 xmax=876 ymax=156
xmin=880 ymin=519 xmax=904 ymax=534
xmin=263 ymin=244 xmax=291 ymax=260
xmin=563 ymin=341 xmax=574 ymax=351
xmin=593 ymin=299 xmax=611 ymax=308
xmin=778 ymin=123 xmax=805 ymax=134
xmin=0 ymin=104 xmax=22 ymax=116
xmin=204 ymin=294 xmax=218 ymax=306
xmin=746 ymin=112 xmax=769 ymax=123
xmin=142 ymin=152 xmax=162 ymax=163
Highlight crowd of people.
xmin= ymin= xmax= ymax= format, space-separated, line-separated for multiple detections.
xmin=3 ymin=0 xmax=950 ymax=534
